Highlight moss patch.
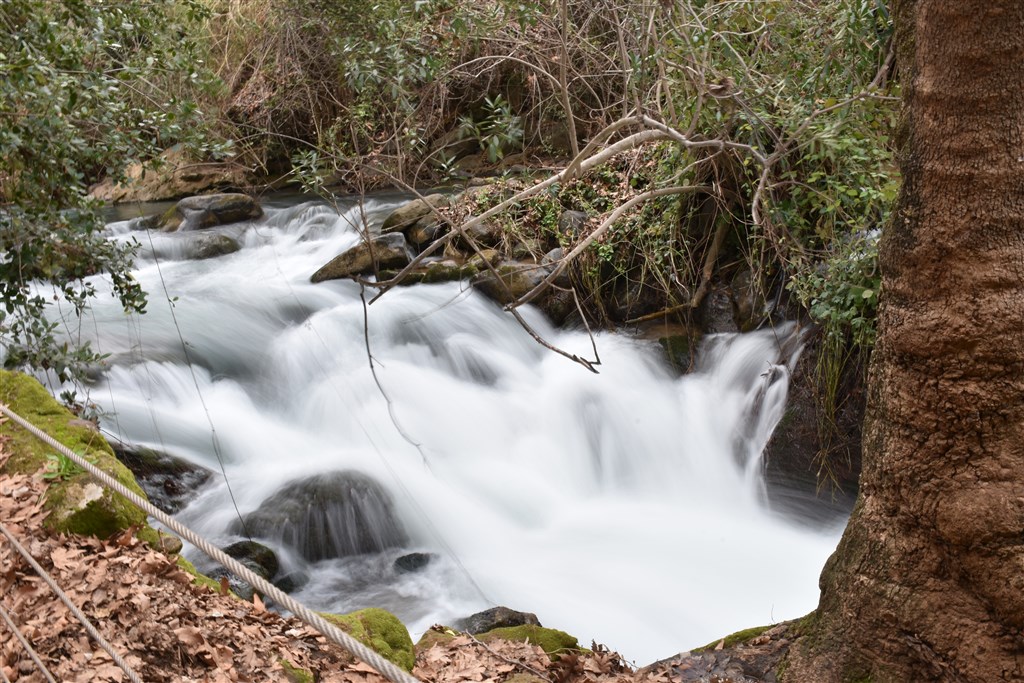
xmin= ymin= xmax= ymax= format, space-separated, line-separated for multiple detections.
xmin=176 ymin=555 xmax=227 ymax=593
xmin=693 ymin=625 xmax=772 ymax=653
xmin=0 ymin=371 xmax=147 ymax=537
xmin=480 ymin=625 xmax=580 ymax=659
xmin=321 ymin=608 xmax=415 ymax=672
xmin=279 ymin=658 xmax=314 ymax=683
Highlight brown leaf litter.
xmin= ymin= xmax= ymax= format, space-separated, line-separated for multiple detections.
xmin=0 ymin=437 xmax=786 ymax=682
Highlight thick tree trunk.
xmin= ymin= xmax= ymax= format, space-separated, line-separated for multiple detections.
xmin=786 ymin=1 xmax=1024 ymax=681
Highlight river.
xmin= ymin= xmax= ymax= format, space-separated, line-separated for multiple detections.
xmin=68 ymin=193 xmax=844 ymax=665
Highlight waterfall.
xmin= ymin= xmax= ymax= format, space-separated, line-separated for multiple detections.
xmin=67 ymin=194 xmax=843 ymax=665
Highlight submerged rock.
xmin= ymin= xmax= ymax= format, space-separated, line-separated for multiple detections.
xmin=233 ymin=471 xmax=408 ymax=562
xmin=110 ymin=444 xmax=213 ymax=514
xmin=156 ymin=193 xmax=263 ymax=232
xmin=310 ymin=233 xmax=412 ymax=283
xmin=455 ymin=606 xmax=541 ymax=635
xmin=393 ymin=552 xmax=435 ymax=573
xmin=192 ymin=233 xmax=241 ymax=260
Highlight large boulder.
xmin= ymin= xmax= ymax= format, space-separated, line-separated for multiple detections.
xmin=311 ymin=233 xmax=412 ymax=283
xmin=110 ymin=444 xmax=213 ymax=514
xmin=0 ymin=371 xmax=148 ymax=538
xmin=232 ymin=471 xmax=408 ymax=562
xmin=155 ymin=193 xmax=263 ymax=232
xmin=381 ymin=194 xmax=449 ymax=233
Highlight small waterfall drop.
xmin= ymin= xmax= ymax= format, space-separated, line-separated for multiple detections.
xmin=69 ymin=194 xmax=843 ymax=664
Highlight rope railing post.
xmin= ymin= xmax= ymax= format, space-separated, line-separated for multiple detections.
xmin=0 ymin=521 xmax=144 ymax=683
xmin=0 ymin=600 xmax=59 ymax=683
xmin=0 ymin=403 xmax=422 ymax=683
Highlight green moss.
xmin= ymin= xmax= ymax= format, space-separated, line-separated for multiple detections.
xmin=693 ymin=625 xmax=772 ymax=653
xmin=0 ymin=371 xmax=147 ymax=537
xmin=479 ymin=625 xmax=580 ymax=659
xmin=176 ymin=555 xmax=227 ymax=593
xmin=136 ymin=526 xmax=183 ymax=555
xmin=279 ymin=658 xmax=314 ymax=683
xmin=321 ymin=608 xmax=415 ymax=671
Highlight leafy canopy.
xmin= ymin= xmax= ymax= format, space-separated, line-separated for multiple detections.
xmin=0 ymin=0 xmax=216 ymax=381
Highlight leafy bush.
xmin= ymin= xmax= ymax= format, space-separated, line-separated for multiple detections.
xmin=0 ymin=0 xmax=215 ymax=381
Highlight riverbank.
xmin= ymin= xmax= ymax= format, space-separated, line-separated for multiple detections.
xmin=0 ymin=432 xmax=795 ymax=682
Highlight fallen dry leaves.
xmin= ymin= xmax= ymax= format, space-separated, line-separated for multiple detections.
xmin=0 ymin=437 xmax=772 ymax=683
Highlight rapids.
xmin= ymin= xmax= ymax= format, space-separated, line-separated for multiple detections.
xmin=65 ymin=194 xmax=843 ymax=664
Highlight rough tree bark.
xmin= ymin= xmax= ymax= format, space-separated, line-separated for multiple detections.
xmin=786 ymin=1 xmax=1024 ymax=681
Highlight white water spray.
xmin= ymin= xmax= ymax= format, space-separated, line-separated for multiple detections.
xmin=76 ymin=196 xmax=843 ymax=665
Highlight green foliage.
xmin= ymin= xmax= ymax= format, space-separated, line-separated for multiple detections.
xmin=457 ymin=95 xmax=525 ymax=163
xmin=792 ymin=231 xmax=881 ymax=349
xmin=0 ymin=0 xmax=215 ymax=381
xmin=43 ymin=451 xmax=92 ymax=482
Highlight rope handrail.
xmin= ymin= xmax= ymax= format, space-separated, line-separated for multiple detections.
xmin=0 ymin=402 xmax=421 ymax=683
xmin=0 ymin=521 xmax=143 ymax=683
xmin=0 ymin=600 xmax=59 ymax=683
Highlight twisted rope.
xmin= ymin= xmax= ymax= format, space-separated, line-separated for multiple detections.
xmin=0 ymin=403 xmax=421 ymax=683
xmin=0 ymin=521 xmax=142 ymax=683
xmin=0 ymin=600 xmax=59 ymax=683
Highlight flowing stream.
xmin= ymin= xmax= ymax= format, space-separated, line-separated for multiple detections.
xmin=67 ymin=194 xmax=843 ymax=664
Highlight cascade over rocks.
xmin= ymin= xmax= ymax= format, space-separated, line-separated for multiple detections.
xmin=233 ymin=471 xmax=408 ymax=562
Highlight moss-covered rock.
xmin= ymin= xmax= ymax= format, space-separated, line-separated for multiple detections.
xmin=479 ymin=625 xmax=580 ymax=659
xmin=136 ymin=526 xmax=184 ymax=555
xmin=176 ymin=555 xmax=227 ymax=593
xmin=0 ymin=371 xmax=148 ymax=538
xmin=321 ymin=608 xmax=415 ymax=672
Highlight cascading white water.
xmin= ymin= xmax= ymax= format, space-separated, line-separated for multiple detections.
xmin=69 ymin=195 xmax=843 ymax=665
